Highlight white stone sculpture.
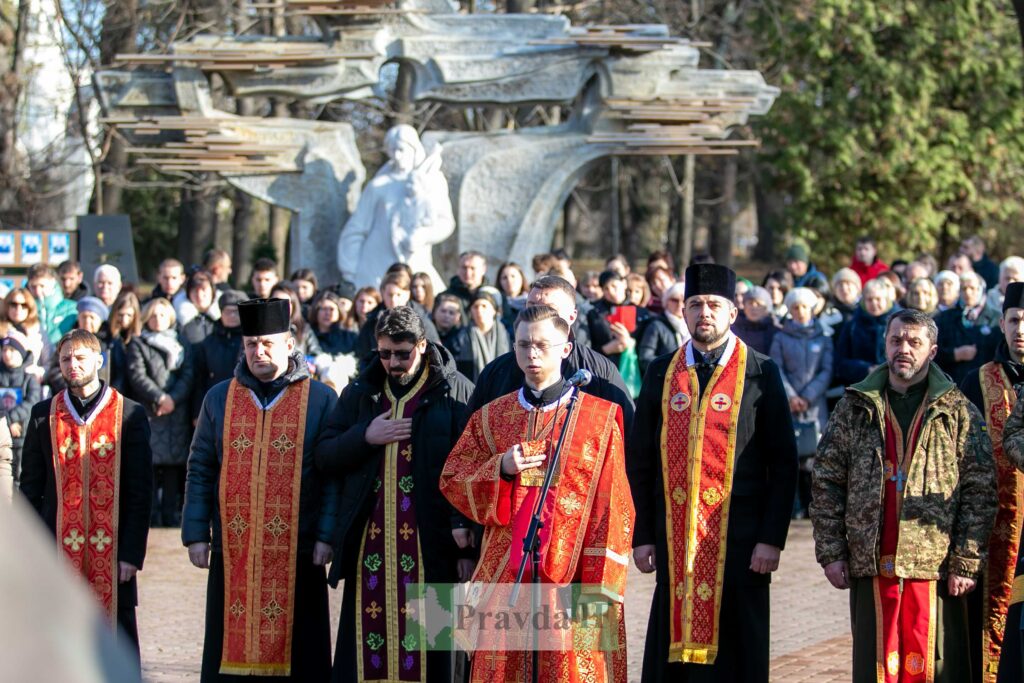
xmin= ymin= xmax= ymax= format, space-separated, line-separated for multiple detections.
xmin=337 ymin=125 xmax=455 ymax=291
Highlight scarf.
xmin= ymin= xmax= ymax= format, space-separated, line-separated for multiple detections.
xmin=140 ymin=329 xmax=184 ymax=371
xmin=469 ymin=323 xmax=509 ymax=378
xmin=664 ymin=311 xmax=691 ymax=347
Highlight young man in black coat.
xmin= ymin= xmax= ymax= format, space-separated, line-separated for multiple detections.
xmin=313 ymin=306 xmax=473 ymax=683
xmin=629 ymin=264 xmax=798 ymax=683
xmin=466 ymin=275 xmax=635 ymax=432
xmin=190 ymin=290 xmax=245 ymax=421
xmin=19 ymin=329 xmax=152 ymax=662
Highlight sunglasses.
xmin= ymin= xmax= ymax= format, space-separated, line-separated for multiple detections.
xmin=378 ymin=348 xmax=414 ymax=361
xmin=7 ymin=301 xmax=28 ymax=309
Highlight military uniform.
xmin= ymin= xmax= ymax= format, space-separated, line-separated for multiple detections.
xmin=811 ymin=363 xmax=997 ymax=682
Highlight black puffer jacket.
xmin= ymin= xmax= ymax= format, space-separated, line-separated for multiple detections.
xmin=191 ymin=322 xmax=243 ymax=419
xmin=182 ymin=352 xmax=339 ymax=554
xmin=0 ymin=358 xmax=42 ymax=462
xmin=127 ymin=331 xmax=195 ymax=466
xmin=313 ymin=342 xmax=474 ymax=587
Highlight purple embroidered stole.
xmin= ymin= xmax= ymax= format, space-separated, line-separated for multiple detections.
xmin=357 ymin=368 xmax=430 ymax=682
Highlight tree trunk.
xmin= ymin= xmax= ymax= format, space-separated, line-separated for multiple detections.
xmin=1014 ymin=0 xmax=1024 ymax=55
xmin=675 ymin=154 xmax=695 ymax=271
xmin=710 ymin=157 xmax=737 ymax=267
xmin=97 ymin=0 xmax=140 ymax=216
xmin=609 ymin=157 xmax=621 ymax=256
xmin=507 ymin=0 xmax=536 ymax=12
xmin=0 ymin=0 xmax=31 ymax=217
xmin=388 ymin=61 xmax=415 ymax=128
xmin=178 ymin=180 xmax=217 ymax=268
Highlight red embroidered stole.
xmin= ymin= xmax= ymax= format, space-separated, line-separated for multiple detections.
xmin=218 ymin=378 xmax=309 ymax=676
xmin=979 ymin=362 xmax=1021 ymax=682
xmin=874 ymin=399 xmax=934 ymax=683
xmin=659 ymin=339 xmax=747 ymax=665
xmin=357 ymin=369 xmax=430 ymax=683
xmin=455 ymin=390 xmax=627 ymax=683
xmin=50 ymin=388 xmax=123 ymax=624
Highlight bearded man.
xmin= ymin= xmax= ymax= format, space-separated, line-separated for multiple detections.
xmin=628 ymin=263 xmax=798 ymax=682
xmin=20 ymin=329 xmax=153 ymax=663
xmin=812 ymin=308 xmax=997 ymax=682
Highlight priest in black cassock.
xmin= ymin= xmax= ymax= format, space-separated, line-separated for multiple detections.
xmin=628 ymin=263 xmax=798 ymax=683
xmin=961 ymin=281 xmax=1024 ymax=683
xmin=20 ymin=329 xmax=153 ymax=663
xmin=183 ymin=298 xmax=340 ymax=682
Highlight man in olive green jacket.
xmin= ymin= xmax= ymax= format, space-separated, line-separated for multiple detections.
xmin=811 ymin=308 xmax=997 ymax=682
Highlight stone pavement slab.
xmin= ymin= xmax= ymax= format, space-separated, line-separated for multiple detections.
xmin=138 ymin=520 xmax=852 ymax=682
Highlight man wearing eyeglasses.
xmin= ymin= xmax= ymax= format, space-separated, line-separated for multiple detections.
xmin=314 ymin=305 xmax=473 ymax=683
xmin=440 ymin=304 xmax=635 ymax=682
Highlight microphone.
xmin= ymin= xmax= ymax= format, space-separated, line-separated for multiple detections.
xmin=565 ymin=369 xmax=593 ymax=387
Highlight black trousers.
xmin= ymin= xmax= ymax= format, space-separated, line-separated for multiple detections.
xmin=200 ymin=552 xmax=331 ymax=683
xmin=152 ymin=465 xmax=184 ymax=527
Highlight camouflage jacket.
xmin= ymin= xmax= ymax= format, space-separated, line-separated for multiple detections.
xmin=810 ymin=363 xmax=997 ymax=580
xmin=1007 ymin=388 xmax=1024 ymax=472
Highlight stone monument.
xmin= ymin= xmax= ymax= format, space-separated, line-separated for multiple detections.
xmin=337 ymin=124 xmax=454 ymax=291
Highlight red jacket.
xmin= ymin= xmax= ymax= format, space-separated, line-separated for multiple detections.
xmin=850 ymin=257 xmax=889 ymax=285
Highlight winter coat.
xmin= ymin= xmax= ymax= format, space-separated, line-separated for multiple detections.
xmin=441 ymin=274 xmax=487 ymax=311
xmin=834 ymin=306 xmax=890 ymax=385
xmin=793 ymin=263 xmax=830 ymax=296
xmin=769 ymin=319 xmax=833 ymax=431
xmin=0 ymin=359 xmax=42 ymax=479
xmin=313 ymin=342 xmax=473 ymax=587
xmin=127 ymin=331 xmax=195 ymax=466
xmin=315 ymin=324 xmax=357 ymax=356
xmin=732 ymin=312 xmax=778 ymax=356
xmin=182 ymin=311 xmax=218 ymax=346
xmin=587 ymin=299 xmax=649 ymax=366
xmin=934 ymin=304 xmax=1002 ymax=387
xmin=293 ymin=324 xmax=323 ymax=357
xmin=810 ymin=364 xmax=997 ymax=580
xmin=850 ymin=258 xmax=889 ymax=286
xmin=182 ymin=352 xmax=339 ymax=554
xmin=34 ymin=290 xmax=77 ymax=345
xmin=638 ymin=314 xmax=685 ymax=377
xmin=191 ymin=321 xmax=243 ymax=420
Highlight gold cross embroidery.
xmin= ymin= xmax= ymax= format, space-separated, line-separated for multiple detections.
xmin=91 ymin=434 xmax=115 ymax=458
xmin=271 ymin=434 xmax=295 ymax=454
xmin=63 ymin=529 xmax=85 ymax=552
xmin=365 ymin=600 xmax=383 ymax=619
xmin=399 ymin=522 xmax=414 ymax=541
xmin=59 ymin=437 xmax=79 ymax=461
xmin=227 ymin=513 xmax=249 ymax=537
xmin=229 ymin=599 xmax=245 ymax=618
xmin=89 ymin=529 xmax=112 ymax=552
xmin=368 ymin=522 xmax=382 ymax=540
xmin=401 ymin=445 xmax=413 ymax=462
xmin=261 ymin=599 xmax=284 ymax=622
xmin=559 ymin=492 xmax=583 ymax=515
xmin=264 ymin=515 xmax=289 ymax=538
xmin=231 ymin=434 xmax=253 ymax=453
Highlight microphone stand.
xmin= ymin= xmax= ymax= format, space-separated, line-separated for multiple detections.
xmin=508 ymin=384 xmax=581 ymax=683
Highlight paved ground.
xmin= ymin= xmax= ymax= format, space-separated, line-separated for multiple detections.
xmin=138 ymin=520 xmax=852 ymax=682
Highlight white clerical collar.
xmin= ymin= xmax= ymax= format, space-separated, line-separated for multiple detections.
xmin=684 ymin=333 xmax=737 ymax=369
xmin=517 ymin=386 xmax=576 ymax=413
xmin=62 ymin=385 xmax=113 ymax=426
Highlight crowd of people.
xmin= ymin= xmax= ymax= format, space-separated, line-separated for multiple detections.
xmin=0 ymin=230 xmax=1022 ymax=683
